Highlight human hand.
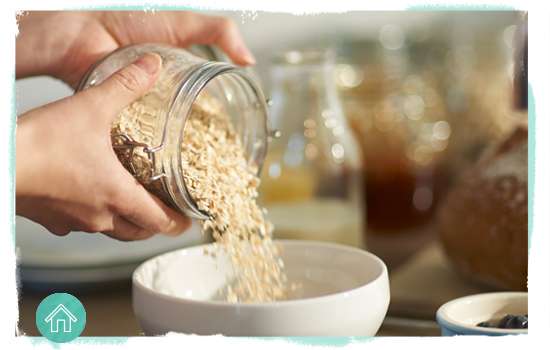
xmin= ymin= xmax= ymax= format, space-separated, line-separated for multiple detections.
xmin=16 ymin=11 xmax=255 ymax=88
xmin=16 ymin=53 xmax=192 ymax=241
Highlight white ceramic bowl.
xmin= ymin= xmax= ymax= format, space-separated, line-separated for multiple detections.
xmin=436 ymin=292 xmax=528 ymax=336
xmin=133 ymin=240 xmax=390 ymax=336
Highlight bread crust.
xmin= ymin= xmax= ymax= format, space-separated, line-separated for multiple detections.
xmin=438 ymin=126 xmax=528 ymax=291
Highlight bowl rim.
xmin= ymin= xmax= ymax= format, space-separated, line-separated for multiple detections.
xmin=436 ymin=291 xmax=528 ymax=335
xmin=132 ymin=239 xmax=389 ymax=308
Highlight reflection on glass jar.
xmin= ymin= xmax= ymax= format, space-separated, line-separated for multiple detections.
xmin=259 ymin=48 xmax=365 ymax=248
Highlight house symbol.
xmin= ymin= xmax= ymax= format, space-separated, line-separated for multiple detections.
xmin=45 ymin=304 xmax=77 ymax=333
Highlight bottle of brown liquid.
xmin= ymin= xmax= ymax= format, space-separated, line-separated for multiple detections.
xmin=341 ymin=38 xmax=451 ymax=268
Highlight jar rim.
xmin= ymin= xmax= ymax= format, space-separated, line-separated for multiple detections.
xmin=165 ymin=62 xmax=269 ymax=220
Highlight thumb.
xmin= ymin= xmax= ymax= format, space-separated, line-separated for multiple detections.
xmin=80 ymin=53 xmax=163 ymax=125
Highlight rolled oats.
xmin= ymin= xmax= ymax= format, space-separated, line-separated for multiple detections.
xmin=112 ymin=72 xmax=288 ymax=302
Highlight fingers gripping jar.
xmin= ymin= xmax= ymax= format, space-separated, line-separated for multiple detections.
xmin=76 ymin=44 xmax=269 ymax=220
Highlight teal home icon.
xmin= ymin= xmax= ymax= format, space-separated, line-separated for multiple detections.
xmin=45 ymin=304 xmax=77 ymax=333
xmin=36 ymin=293 xmax=86 ymax=343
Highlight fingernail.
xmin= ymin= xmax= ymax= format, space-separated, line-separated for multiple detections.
xmin=239 ymin=46 xmax=256 ymax=65
xmin=134 ymin=53 xmax=162 ymax=74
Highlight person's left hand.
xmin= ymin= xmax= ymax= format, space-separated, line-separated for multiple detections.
xmin=16 ymin=53 xmax=193 ymax=241
xmin=16 ymin=11 xmax=255 ymax=88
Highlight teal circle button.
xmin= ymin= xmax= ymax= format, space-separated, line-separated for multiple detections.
xmin=36 ymin=293 xmax=86 ymax=343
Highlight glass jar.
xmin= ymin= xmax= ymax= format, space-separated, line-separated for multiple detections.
xmin=337 ymin=36 xmax=452 ymax=268
xmin=259 ymin=48 xmax=365 ymax=248
xmin=76 ymin=44 xmax=269 ymax=220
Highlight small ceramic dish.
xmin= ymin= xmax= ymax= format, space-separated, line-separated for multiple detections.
xmin=132 ymin=240 xmax=390 ymax=336
xmin=436 ymin=291 xmax=528 ymax=336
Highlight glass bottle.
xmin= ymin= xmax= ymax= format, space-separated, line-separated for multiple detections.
xmin=76 ymin=44 xmax=269 ymax=220
xmin=338 ymin=33 xmax=451 ymax=268
xmin=259 ymin=48 xmax=365 ymax=248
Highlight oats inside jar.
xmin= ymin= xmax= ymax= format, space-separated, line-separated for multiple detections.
xmin=112 ymin=71 xmax=290 ymax=302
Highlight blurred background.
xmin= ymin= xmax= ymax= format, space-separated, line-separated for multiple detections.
xmin=16 ymin=10 xmax=527 ymax=336
xmin=199 ymin=10 xmax=525 ymax=269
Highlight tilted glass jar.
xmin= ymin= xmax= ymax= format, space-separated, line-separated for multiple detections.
xmin=76 ymin=44 xmax=269 ymax=220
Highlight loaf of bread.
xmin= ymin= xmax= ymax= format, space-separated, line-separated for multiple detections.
xmin=437 ymin=126 xmax=528 ymax=291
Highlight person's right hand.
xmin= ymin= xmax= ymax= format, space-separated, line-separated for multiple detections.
xmin=16 ymin=53 xmax=192 ymax=241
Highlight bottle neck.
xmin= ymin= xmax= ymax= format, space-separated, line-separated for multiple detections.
xmin=268 ymin=59 xmax=351 ymax=141
xmin=270 ymin=60 xmax=338 ymax=92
